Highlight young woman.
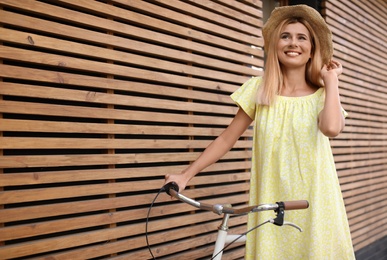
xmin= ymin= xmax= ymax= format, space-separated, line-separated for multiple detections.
xmin=165 ymin=5 xmax=355 ymax=259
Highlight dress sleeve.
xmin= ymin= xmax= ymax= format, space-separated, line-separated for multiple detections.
xmin=230 ymin=77 xmax=261 ymax=120
xmin=318 ymin=88 xmax=348 ymax=118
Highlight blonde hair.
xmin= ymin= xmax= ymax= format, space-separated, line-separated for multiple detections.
xmin=258 ymin=17 xmax=325 ymax=105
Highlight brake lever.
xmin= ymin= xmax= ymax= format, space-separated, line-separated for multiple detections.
xmin=283 ymin=221 xmax=303 ymax=232
xmin=268 ymin=218 xmax=303 ymax=232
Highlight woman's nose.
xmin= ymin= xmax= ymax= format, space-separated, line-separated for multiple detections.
xmin=290 ymin=37 xmax=298 ymax=47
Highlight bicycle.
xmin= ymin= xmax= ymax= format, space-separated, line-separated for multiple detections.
xmin=146 ymin=182 xmax=309 ymax=260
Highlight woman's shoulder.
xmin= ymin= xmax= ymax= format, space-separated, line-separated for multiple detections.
xmin=246 ymin=76 xmax=262 ymax=85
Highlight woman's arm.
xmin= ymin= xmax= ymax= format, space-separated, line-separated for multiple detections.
xmin=318 ymin=60 xmax=345 ymax=138
xmin=165 ymin=108 xmax=253 ymax=191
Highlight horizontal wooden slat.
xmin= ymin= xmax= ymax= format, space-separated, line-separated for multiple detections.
xmin=0 ymin=177 xmax=251 ymax=223
xmin=29 ymin=220 xmax=246 ymax=260
xmin=0 ymin=64 xmax=239 ymax=103
xmin=0 ymin=1 xmax=264 ymax=64
xmin=0 ymin=82 xmax=238 ymax=115
xmin=185 ymin=0 xmax=262 ymax=26
xmin=0 ymin=181 xmax=249 ymax=209
xmin=0 ymin=149 xmax=252 ymax=169
xmin=0 ymin=160 xmax=251 ymax=186
xmin=0 ymin=137 xmax=251 ymax=150
xmin=0 ymin=12 xmax=262 ymax=74
xmin=59 ymin=0 xmax=261 ymax=45
xmin=0 ymin=28 xmax=257 ymax=83
xmin=0 ymin=197 xmax=248 ymax=259
xmin=0 ymin=118 xmax=253 ymax=138
xmin=340 ymin=170 xmax=387 ymax=186
xmin=117 ymin=0 xmax=261 ymax=37
xmin=0 ymin=100 xmax=235 ymax=125
xmin=1 ymin=190 xmax=249 ymax=241
xmin=0 ymin=45 xmax=251 ymax=89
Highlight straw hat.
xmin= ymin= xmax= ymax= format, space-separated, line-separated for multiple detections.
xmin=262 ymin=4 xmax=333 ymax=64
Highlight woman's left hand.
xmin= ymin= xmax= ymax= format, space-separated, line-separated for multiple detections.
xmin=321 ymin=60 xmax=343 ymax=82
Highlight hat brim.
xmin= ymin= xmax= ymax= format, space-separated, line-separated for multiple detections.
xmin=262 ymin=5 xmax=333 ymax=64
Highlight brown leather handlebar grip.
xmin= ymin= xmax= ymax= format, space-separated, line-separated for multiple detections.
xmin=283 ymin=200 xmax=309 ymax=210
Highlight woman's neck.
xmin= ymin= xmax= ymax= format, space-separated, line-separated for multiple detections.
xmin=280 ymin=67 xmax=315 ymax=96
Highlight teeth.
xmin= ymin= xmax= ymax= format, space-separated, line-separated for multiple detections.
xmin=286 ymin=52 xmax=300 ymax=56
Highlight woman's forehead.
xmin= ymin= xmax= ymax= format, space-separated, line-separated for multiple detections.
xmin=281 ymin=22 xmax=310 ymax=35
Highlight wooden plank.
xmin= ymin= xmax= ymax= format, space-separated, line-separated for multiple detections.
xmin=331 ymin=139 xmax=387 ymax=148
xmin=0 ymin=149 xmax=252 ymax=169
xmin=355 ymin=0 xmax=387 ymax=24
xmin=340 ymin=75 xmax=387 ymax=97
xmin=336 ymin=158 xmax=387 ymax=172
xmin=0 ymin=45 xmax=250 ymax=90
xmin=0 ymin=64 xmax=241 ymax=103
xmin=339 ymin=170 xmax=387 ymax=186
xmin=0 ymin=137 xmax=251 ymax=150
xmin=325 ymin=1 xmax=386 ymax=42
xmin=330 ymin=24 xmax=385 ymax=66
xmin=340 ymin=82 xmax=386 ymax=103
xmin=336 ymin=132 xmax=387 ymax=141
xmin=149 ymin=0 xmax=261 ymax=34
xmin=338 ymin=166 xmax=387 ymax=181
xmin=342 ymin=181 xmax=386 ymax=199
xmin=0 ymin=1 xmax=264 ymax=61
xmin=0 ymin=118 xmax=253 ymax=138
xmin=353 ymin=229 xmax=387 ymax=252
xmin=0 ymin=180 xmax=250 ymax=223
xmin=239 ymin=0 xmax=263 ymax=9
xmin=335 ymin=152 xmax=386 ymax=162
xmin=352 ymin=215 xmax=387 ymax=244
xmin=326 ymin=1 xmax=386 ymax=51
xmin=344 ymin=184 xmax=386 ymax=205
xmin=0 ymin=100 xmax=235 ymax=125
xmin=0 ymin=224 xmax=146 ymax=259
xmin=334 ymin=47 xmax=386 ymax=79
xmin=333 ymin=147 xmax=387 ymax=157
xmin=185 ymin=0 xmax=262 ymax=26
xmin=342 ymin=126 xmax=387 ymax=136
xmin=0 ymin=180 xmax=249 ymax=205
xmin=336 ymin=110 xmax=387 ymax=125
xmin=0 ymin=12 xmax=263 ymax=74
xmin=349 ymin=202 xmax=387 ymax=231
xmin=0 ymin=82 xmax=238 ymax=115
xmin=71 ymin=0 xmax=261 ymax=45
xmin=26 ymin=220 xmax=246 ymax=260
xmin=0 ymin=161 xmax=251 ymax=186
xmin=0 ymin=28 xmax=257 ymax=83
xmin=0 ymin=192 xmax=249 ymax=241
xmin=348 ymin=199 xmax=387 ymax=228
xmin=217 ymin=0 xmax=262 ymax=17
xmin=0 ymin=201 xmax=248 ymax=259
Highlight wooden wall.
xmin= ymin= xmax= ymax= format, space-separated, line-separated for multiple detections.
xmin=0 ymin=0 xmax=262 ymax=259
xmin=323 ymin=0 xmax=387 ymax=255
xmin=0 ymin=0 xmax=386 ymax=259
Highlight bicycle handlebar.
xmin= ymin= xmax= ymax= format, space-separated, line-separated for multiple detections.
xmin=163 ymin=182 xmax=309 ymax=215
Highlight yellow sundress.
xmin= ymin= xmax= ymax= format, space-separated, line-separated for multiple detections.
xmin=231 ymin=77 xmax=355 ymax=259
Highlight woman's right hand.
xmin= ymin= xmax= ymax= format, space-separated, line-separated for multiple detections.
xmin=164 ymin=172 xmax=190 ymax=193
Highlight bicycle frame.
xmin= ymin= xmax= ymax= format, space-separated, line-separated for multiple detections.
xmin=212 ymin=213 xmax=245 ymax=260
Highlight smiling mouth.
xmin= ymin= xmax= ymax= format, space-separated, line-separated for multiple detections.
xmin=285 ymin=51 xmax=301 ymax=56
